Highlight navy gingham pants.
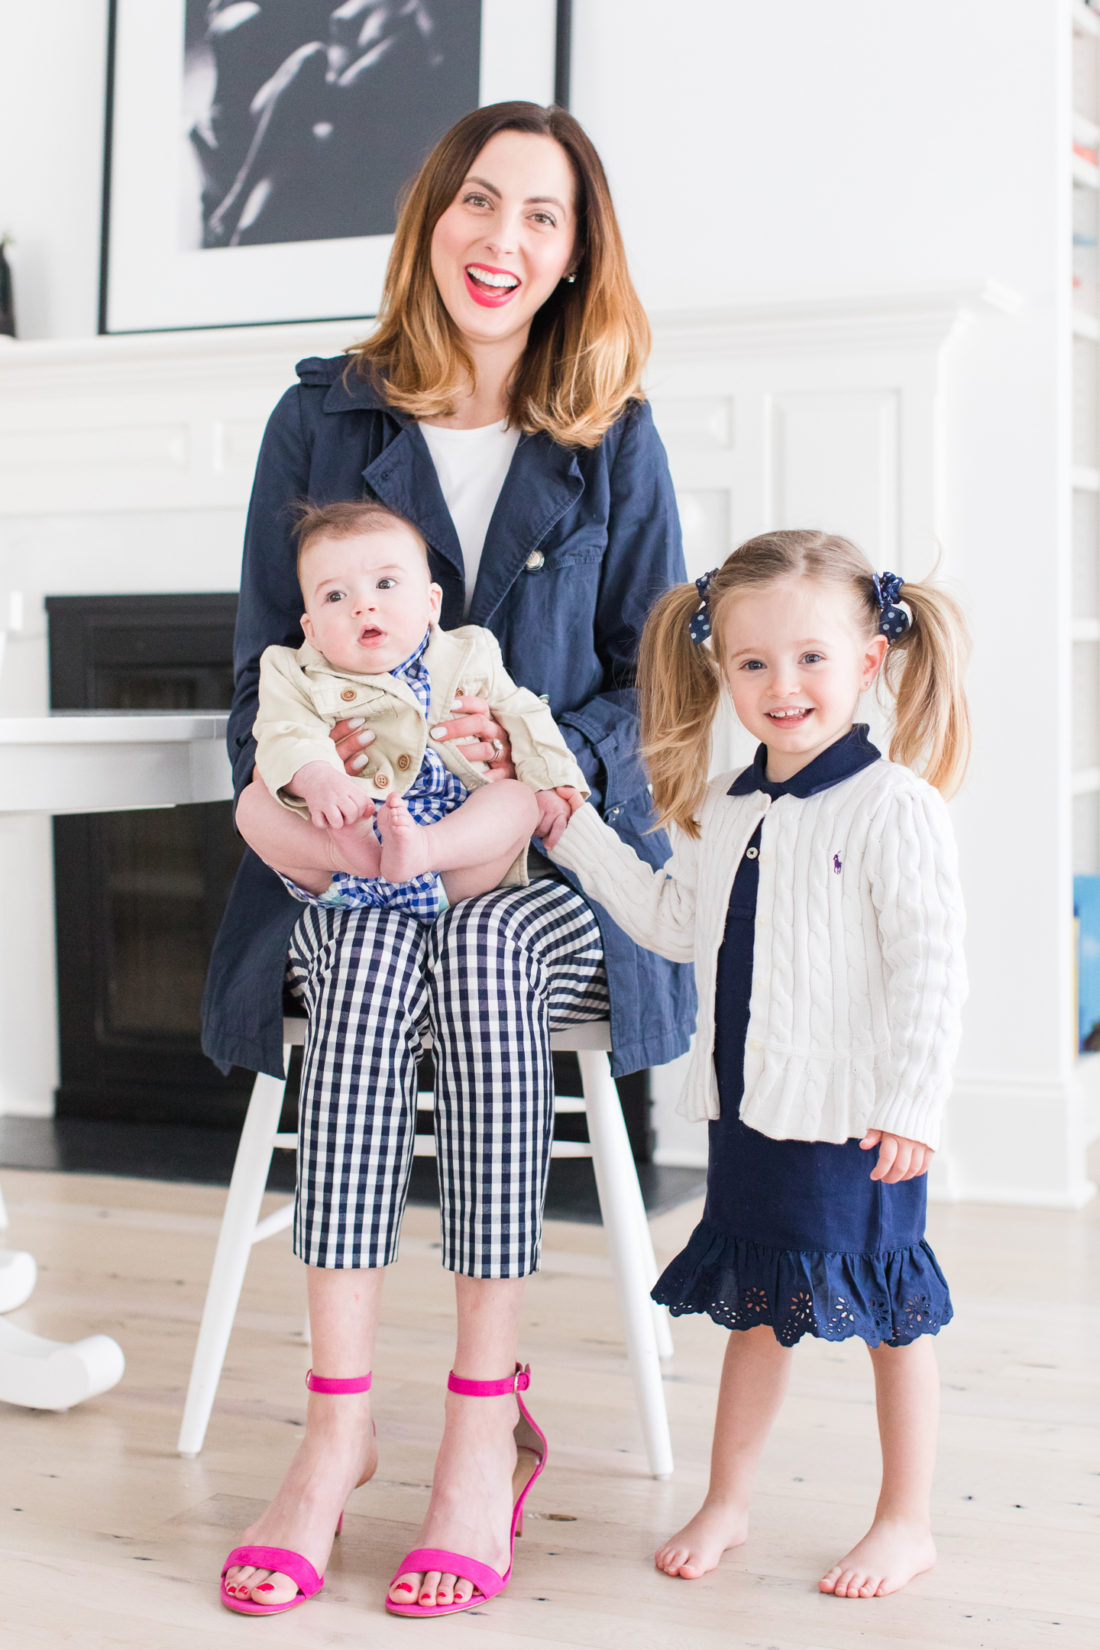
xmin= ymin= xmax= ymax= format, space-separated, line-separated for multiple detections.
xmin=286 ymin=879 xmax=609 ymax=1277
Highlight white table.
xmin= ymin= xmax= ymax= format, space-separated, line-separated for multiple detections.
xmin=0 ymin=711 xmax=231 ymax=1409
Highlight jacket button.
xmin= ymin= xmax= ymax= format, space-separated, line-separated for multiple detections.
xmin=375 ymin=772 xmax=391 ymax=788
xmin=340 ymin=688 xmax=357 ymax=702
xmin=525 ymin=550 xmax=545 ymax=571
xmin=396 ymin=753 xmax=412 ymax=771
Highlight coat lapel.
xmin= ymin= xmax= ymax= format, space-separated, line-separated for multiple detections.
xmin=360 ymin=424 xmax=466 ymax=586
xmin=467 ymin=432 xmax=584 ymax=625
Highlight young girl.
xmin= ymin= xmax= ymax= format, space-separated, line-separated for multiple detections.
xmin=549 ymin=529 xmax=969 ymax=1601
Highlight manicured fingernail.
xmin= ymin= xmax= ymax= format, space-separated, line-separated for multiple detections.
xmin=346 ymin=717 xmax=365 ymax=729
xmin=430 ymin=725 xmax=446 ymax=739
xmin=450 ymin=699 xmax=463 ymax=711
xmin=350 ymin=753 xmax=368 ymax=770
xmin=358 ymin=729 xmax=375 ymax=745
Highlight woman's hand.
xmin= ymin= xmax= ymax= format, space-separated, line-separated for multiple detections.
xmin=859 ymin=1130 xmax=934 ymax=1183
xmin=330 ymin=716 xmax=377 ymax=775
xmin=429 ymin=694 xmax=516 ymax=779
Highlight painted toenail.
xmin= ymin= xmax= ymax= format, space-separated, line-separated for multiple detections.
xmin=256 ymin=1583 xmax=275 ymax=1592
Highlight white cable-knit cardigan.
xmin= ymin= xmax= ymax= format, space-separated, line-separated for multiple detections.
xmin=550 ymin=758 xmax=966 ymax=1150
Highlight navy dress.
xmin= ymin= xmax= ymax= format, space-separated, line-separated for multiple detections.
xmin=653 ymin=728 xmax=953 ymax=1348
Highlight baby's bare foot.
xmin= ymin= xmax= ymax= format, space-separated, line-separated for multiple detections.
xmin=376 ymin=794 xmax=434 ymax=884
xmin=654 ymin=1499 xmax=749 ymax=1579
xmin=328 ymin=812 xmax=381 ymax=879
xmin=818 ymin=1517 xmax=935 ymax=1599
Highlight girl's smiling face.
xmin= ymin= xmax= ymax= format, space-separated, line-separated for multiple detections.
xmin=718 ymin=578 xmax=888 ymax=781
xmin=429 ymin=129 xmax=577 ymax=355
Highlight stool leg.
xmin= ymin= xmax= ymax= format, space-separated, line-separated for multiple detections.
xmin=177 ymin=1067 xmax=287 ymax=1457
xmin=578 ymin=1050 xmax=674 ymax=1479
xmin=615 ymin=1157 xmax=675 ymax=1361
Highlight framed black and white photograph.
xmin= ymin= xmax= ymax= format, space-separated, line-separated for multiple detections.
xmin=99 ymin=0 xmax=571 ymax=334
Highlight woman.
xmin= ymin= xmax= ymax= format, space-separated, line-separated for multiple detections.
xmin=203 ymin=100 xmax=695 ymax=1620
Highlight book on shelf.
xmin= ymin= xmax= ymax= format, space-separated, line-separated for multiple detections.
xmin=1074 ymin=875 xmax=1100 ymax=1051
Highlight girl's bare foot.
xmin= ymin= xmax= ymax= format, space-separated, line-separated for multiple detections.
xmin=818 ymin=1518 xmax=936 ymax=1598
xmin=387 ymin=1389 xmax=522 ymax=1611
xmin=655 ymin=1498 xmax=749 ymax=1579
xmin=376 ymin=793 xmax=434 ymax=884
xmin=223 ymin=1392 xmax=377 ymax=1608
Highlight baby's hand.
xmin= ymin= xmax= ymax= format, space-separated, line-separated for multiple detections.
xmin=289 ymin=760 xmax=373 ymax=829
xmin=535 ymin=786 xmax=583 ymax=851
xmin=859 ymin=1129 xmax=934 ymax=1183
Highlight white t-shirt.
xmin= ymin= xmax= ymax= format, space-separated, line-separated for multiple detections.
xmin=418 ymin=419 xmax=521 ymax=612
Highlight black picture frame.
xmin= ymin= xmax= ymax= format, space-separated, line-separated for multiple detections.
xmin=99 ymin=0 xmax=573 ymax=335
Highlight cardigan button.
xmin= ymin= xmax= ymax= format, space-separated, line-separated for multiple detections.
xmin=396 ymin=753 xmax=412 ymax=771
xmin=375 ymin=772 xmax=391 ymax=788
xmin=525 ymin=550 xmax=545 ymax=571
xmin=340 ymin=688 xmax=357 ymax=702
xmin=745 ymin=846 xmax=758 ymax=859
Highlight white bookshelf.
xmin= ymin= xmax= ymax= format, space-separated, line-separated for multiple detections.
xmin=1073 ymin=8 xmax=1100 ymax=863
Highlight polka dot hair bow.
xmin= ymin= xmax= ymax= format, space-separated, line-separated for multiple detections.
xmin=688 ymin=569 xmax=718 ymax=645
xmin=872 ymin=570 xmax=909 ymax=641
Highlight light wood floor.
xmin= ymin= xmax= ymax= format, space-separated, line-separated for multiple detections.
xmin=1 ymin=1157 xmax=1098 ymax=1650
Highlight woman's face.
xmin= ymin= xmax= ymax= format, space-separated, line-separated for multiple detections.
xmin=429 ymin=130 xmax=577 ymax=355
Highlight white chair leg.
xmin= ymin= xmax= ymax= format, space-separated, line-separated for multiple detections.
xmin=177 ymin=1067 xmax=287 ymax=1457
xmin=622 ymin=1172 xmax=675 ymax=1361
xmin=578 ymin=1049 xmax=674 ymax=1479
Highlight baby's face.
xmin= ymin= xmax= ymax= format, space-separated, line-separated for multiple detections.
xmin=299 ymin=526 xmax=442 ymax=674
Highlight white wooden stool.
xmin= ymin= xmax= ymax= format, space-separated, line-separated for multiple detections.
xmin=178 ymin=1018 xmax=674 ymax=1476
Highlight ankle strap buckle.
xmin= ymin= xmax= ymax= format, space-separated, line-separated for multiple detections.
xmin=447 ymin=1362 xmax=531 ymax=1398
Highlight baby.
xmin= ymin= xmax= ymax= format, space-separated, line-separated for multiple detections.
xmin=236 ymin=499 xmax=587 ymax=917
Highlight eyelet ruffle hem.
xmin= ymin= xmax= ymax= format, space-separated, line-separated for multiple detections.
xmin=652 ymin=1218 xmax=952 ymax=1348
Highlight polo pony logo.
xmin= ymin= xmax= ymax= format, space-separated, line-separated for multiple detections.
xmin=832 ymin=853 xmax=843 ymax=874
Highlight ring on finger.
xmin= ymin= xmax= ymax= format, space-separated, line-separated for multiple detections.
xmin=490 ymin=738 xmax=504 ymax=759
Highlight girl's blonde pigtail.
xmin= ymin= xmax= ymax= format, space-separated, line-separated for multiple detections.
xmin=638 ymin=582 xmax=722 ymax=837
xmin=882 ymin=579 xmax=972 ymax=797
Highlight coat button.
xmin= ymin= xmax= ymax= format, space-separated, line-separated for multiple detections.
xmin=396 ymin=753 xmax=412 ymax=771
xmin=375 ymin=772 xmax=391 ymax=788
xmin=340 ymin=688 xmax=357 ymax=702
xmin=525 ymin=550 xmax=545 ymax=571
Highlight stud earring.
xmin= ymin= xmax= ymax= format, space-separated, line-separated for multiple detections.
xmin=564 ymin=272 xmax=576 ymax=284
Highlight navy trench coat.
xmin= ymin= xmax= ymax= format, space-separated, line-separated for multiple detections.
xmin=200 ymin=354 xmax=697 ymax=1081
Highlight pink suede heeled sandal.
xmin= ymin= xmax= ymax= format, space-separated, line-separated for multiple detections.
xmin=220 ymin=1369 xmax=373 ymax=1617
xmin=385 ymin=1363 xmax=547 ymax=1619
